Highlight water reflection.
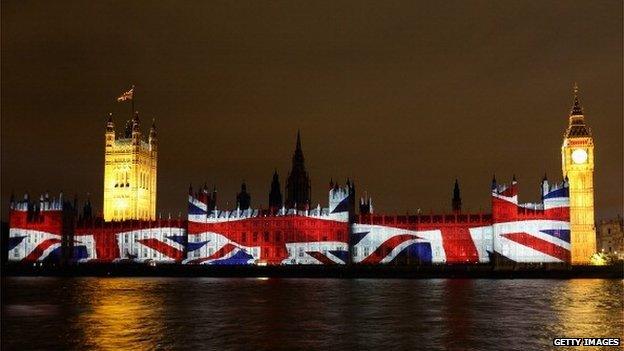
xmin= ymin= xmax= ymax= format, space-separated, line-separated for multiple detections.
xmin=2 ymin=278 xmax=622 ymax=350
xmin=442 ymin=279 xmax=475 ymax=350
xmin=554 ymin=279 xmax=623 ymax=340
xmin=77 ymin=279 xmax=167 ymax=350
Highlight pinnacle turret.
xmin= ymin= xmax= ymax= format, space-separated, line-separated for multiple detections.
xmin=452 ymin=179 xmax=462 ymax=213
xmin=570 ymin=83 xmax=583 ymax=116
xmin=565 ymin=83 xmax=591 ymax=138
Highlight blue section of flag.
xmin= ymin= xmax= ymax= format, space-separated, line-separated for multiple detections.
xmin=540 ymin=229 xmax=570 ymax=243
xmin=329 ymin=250 xmax=349 ymax=263
xmin=544 ymin=187 xmax=569 ymax=199
xmin=187 ymin=240 xmax=209 ymax=252
xmin=166 ymin=235 xmax=187 ymax=245
xmin=210 ymin=250 xmax=253 ymax=265
xmin=188 ymin=202 xmax=206 ymax=215
xmin=351 ymin=232 xmax=369 ymax=246
xmin=73 ymin=246 xmax=89 ymax=260
xmin=167 ymin=235 xmax=209 ymax=251
xmin=331 ymin=195 xmax=351 ymax=214
xmin=391 ymin=242 xmax=432 ymax=263
xmin=42 ymin=247 xmax=63 ymax=263
xmin=7 ymin=236 xmax=26 ymax=251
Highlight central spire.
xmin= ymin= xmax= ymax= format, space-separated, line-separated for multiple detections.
xmin=286 ymin=131 xmax=311 ymax=210
xmin=565 ymin=83 xmax=591 ymax=138
xmin=570 ymin=83 xmax=584 ymax=116
xmin=296 ymin=129 xmax=302 ymax=151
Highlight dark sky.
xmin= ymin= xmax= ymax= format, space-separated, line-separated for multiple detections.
xmin=1 ymin=1 xmax=622 ymax=221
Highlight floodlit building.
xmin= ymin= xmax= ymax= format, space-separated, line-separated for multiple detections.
xmin=597 ymin=217 xmax=624 ymax=259
xmin=103 ymin=112 xmax=158 ymax=221
xmin=561 ymin=84 xmax=597 ymax=264
xmin=8 ymin=85 xmax=602 ymax=266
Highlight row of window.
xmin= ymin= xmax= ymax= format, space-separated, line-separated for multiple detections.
xmin=205 ymin=221 xmax=347 ymax=229
xmin=188 ymin=231 xmax=346 ymax=243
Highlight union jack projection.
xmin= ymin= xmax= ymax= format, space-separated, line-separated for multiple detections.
xmin=351 ymin=217 xmax=493 ymax=264
xmin=7 ymin=177 xmax=570 ymax=266
xmin=491 ymin=178 xmax=570 ymax=263
xmin=8 ymin=194 xmax=66 ymax=263
xmin=73 ymin=220 xmax=188 ymax=263
xmin=186 ymin=184 xmax=352 ymax=265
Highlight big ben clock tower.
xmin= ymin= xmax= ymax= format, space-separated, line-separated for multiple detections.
xmin=562 ymin=84 xmax=596 ymax=264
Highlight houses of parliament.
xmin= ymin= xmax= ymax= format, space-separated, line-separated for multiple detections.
xmin=8 ymin=85 xmax=597 ymax=265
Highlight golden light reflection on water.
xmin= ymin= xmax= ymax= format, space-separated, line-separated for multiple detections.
xmin=553 ymin=279 xmax=623 ymax=339
xmin=78 ymin=279 xmax=167 ymax=351
xmin=4 ymin=278 xmax=622 ymax=350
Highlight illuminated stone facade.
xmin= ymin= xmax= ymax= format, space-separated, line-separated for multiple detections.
xmin=561 ymin=85 xmax=596 ymax=264
xmin=597 ymin=217 xmax=623 ymax=260
xmin=103 ymin=113 xmax=157 ymax=221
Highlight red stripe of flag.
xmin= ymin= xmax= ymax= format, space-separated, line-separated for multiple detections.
xmin=188 ymin=243 xmax=237 ymax=264
xmin=23 ymin=238 xmax=62 ymax=262
xmin=361 ymin=234 xmax=419 ymax=264
xmin=502 ymin=232 xmax=570 ymax=262
xmin=137 ymin=239 xmax=185 ymax=261
xmin=306 ymin=251 xmax=336 ymax=265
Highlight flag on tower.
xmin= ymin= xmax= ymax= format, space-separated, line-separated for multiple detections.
xmin=117 ymin=86 xmax=134 ymax=102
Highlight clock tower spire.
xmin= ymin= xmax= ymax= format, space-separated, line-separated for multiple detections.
xmin=561 ymin=83 xmax=596 ymax=264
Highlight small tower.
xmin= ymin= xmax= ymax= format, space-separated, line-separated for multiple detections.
xmin=541 ymin=173 xmax=549 ymax=201
xmin=82 ymin=194 xmax=93 ymax=220
xmin=149 ymin=119 xmax=158 ymax=152
xmin=131 ymin=112 xmax=141 ymax=146
xmin=105 ymin=113 xmax=115 ymax=149
xmin=268 ymin=170 xmax=283 ymax=212
xmin=236 ymin=181 xmax=251 ymax=211
xmin=359 ymin=193 xmax=373 ymax=215
xmin=561 ymin=84 xmax=596 ymax=264
xmin=452 ymin=179 xmax=462 ymax=214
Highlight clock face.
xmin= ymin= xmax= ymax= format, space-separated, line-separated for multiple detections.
xmin=571 ymin=148 xmax=588 ymax=164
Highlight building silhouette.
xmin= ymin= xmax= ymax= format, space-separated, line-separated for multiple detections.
xmin=285 ymin=131 xmax=311 ymax=210
xmin=268 ymin=170 xmax=283 ymax=212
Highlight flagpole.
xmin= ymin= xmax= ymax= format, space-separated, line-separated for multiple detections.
xmin=131 ymin=85 xmax=135 ymax=118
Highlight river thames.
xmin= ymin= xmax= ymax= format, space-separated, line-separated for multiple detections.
xmin=2 ymin=277 xmax=622 ymax=350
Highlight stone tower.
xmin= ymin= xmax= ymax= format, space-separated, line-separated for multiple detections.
xmin=561 ymin=84 xmax=596 ymax=264
xmin=103 ymin=112 xmax=157 ymax=221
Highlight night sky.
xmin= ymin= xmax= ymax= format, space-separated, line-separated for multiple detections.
xmin=1 ymin=1 xmax=622 ymax=221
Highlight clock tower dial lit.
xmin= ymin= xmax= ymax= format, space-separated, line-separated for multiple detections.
xmin=561 ymin=84 xmax=596 ymax=265
xmin=571 ymin=148 xmax=588 ymax=164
